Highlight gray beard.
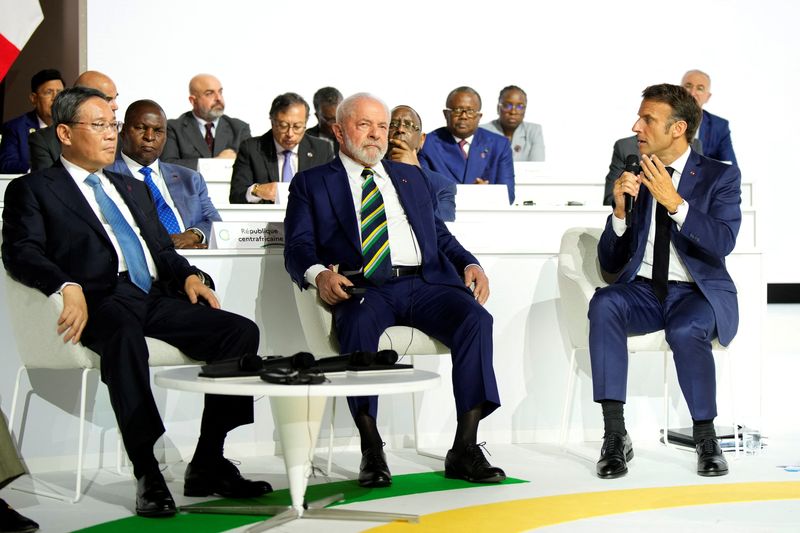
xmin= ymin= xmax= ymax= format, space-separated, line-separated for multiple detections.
xmin=343 ymin=136 xmax=385 ymax=166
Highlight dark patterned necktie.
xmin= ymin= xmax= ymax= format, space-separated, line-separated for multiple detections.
xmin=360 ymin=167 xmax=391 ymax=284
xmin=651 ymin=166 xmax=675 ymax=302
xmin=139 ymin=167 xmax=181 ymax=235
xmin=458 ymin=139 xmax=468 ymax=159
xmin=204 ymin=122 xmax=214 ymax=154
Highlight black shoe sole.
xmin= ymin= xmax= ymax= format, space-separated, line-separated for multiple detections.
xmin=444 ymin=470 xmax=506 ymax=483
xmin=184 ymin=486 xmax=273 ymax=498
xmin=136 ymin=507 xmax=176 ymax=518
xmin=697 ymin=468 xmax=729 ymax=477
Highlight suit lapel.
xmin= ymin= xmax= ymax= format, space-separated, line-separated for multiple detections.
xmin=45 ymin=165 xmax=111 ymax=246
xmin=677 ymin=150 xmax=701 ymax=204
xmin=261 ymin=133 xmax=280 ymax=181
xmin=298 ymin=136 xmax=317 ymax=171
xmin=323 ymin=160 xmax=360 ymax=255
xmin=184 ymin=114 xmax=211 ymax=157
xmin=159 ymin=162 xmax=189 ymax=221
xmin=438 ymin=132 xmax=467 ymax=182
xmin=214 ymin=117 xmax=234 ymax=157
xmin=464 ymin=130 xmax=489 ymax=182
xmin=385 ymin=163 xmax=425 ymax=255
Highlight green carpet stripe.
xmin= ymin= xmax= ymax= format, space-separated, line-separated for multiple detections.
xmin=73 ymin=471 xmax=527 ymax=532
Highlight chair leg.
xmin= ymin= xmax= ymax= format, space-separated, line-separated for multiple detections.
xmin=326 ymin=398 xmax=335 ymax=475
xmin=724 ymin=349 xmax=740 ymax=458
xmin=409 ymin=355 xmax=444 ymax=461
xmin=663 ymin=351 xmax=672 ymax=449
xmin=559 ymin=348 xmax=578 ymax=449
xmin=8 ymin=366 xmax=26 ymax=441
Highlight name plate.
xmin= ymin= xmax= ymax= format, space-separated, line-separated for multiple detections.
xmin=210 ymin=221 xmax=284 ymax=249
xmin=197 ymin=158 xmax=234 ymax=182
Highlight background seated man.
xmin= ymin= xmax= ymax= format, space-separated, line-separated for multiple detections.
xmin=284 ymin=93 xmax=505 ymax=489
xmin=2 ymin=87 xmax=270 ymax=519
xmin=28 ymin=70 xmax=119 ymax=172
xmin=589 ymin=83 xmax=741 ymax=480
xmin=386 ymin=104 xmax=456 ymax=221
xmin=229 ymin=92 xmax=334 ymax=204
xmin=109 ymin=99 xmax=221 ymax=248
xmin=480 ymin=85 xmax=545 ymax=161
xmin=419 ymin=86 xmax=515 ymax=204
xmin=0 ymin=69 xmax=64 ymax=174
xmin=681 ymin=69 xmax=737 ymax=165
xmin=162 ymin=74 xmax=251 ymax=170
xmin=306 ymin=86 xmax=342 ymax=152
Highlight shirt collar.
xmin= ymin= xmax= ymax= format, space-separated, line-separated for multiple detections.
xmin=193 ymin=113 xmax=219 ymax=130
xmin=121 ymin=152 xmax=160 ymax=180
xmin=339 ymin=151 xmax=387 ymax=181
xmin=451 ymin=133 xmax=474 ymax=145
xmin=273 ymin=137 xmax=300 ymax=155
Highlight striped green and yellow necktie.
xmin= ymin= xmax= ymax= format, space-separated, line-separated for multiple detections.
xmin=360 ymin=167 xmax=391 ymax=284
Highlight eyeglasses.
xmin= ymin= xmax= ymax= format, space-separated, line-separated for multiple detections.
xmin=69 ymin=121 xmax=122 ymax=133
xmin=131 ymin=125 xmax=166 ymax=138
xmin=273 ymin=121 xmax=306 ymax=134
xmin=388 ymin=119 xmax=420 ymax=132
xmin=446 ymin=108 xmax=479 ymax=118
xmin=500 ymin=103 xmax=526 ymax=112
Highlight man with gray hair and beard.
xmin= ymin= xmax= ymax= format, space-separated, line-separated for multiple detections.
xmin=284 ymin=93 xmax=505 ymax=488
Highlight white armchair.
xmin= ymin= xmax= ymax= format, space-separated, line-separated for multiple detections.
xmin=291 ymin=283 xmax=449 ymax=471
xmin=555 ymin=228 xmax=737 ymax=453
xmin=5 ymin=273 xmax=198 ymax=502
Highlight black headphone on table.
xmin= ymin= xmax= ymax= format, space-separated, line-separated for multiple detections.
xmin=261 ymin=367 xmax=327 ymax=385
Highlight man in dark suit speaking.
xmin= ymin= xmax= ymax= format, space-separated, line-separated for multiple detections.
xmin=590 ymin=84 xmax=741 ymax=480
xmin=2 ymin=88 xmax=270 ymax=518
xmin=229 ymin=92 xmax=334 ymax=203
xmin=284 ymin=93 xmax=504 ymax=488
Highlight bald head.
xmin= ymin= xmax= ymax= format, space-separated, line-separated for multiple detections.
xmin=189 ymin=74 xmax=225 ymax=121
xmin=74 ymin=70 xmax=118 ymax=112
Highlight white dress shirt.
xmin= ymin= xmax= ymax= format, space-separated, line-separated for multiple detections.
xmin=611 ymin=147 xmax=693 ymax=282
xmin=452 ymin=133 xmax=474 ymax=156
xmin=62 ymin=156 xmax=159 ymax=280
xmin=304 ymin=152 xmax=422 ymax=286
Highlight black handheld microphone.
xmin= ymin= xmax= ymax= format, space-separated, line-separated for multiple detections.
xmin=623 ymin=155 xmax=641 ymax=227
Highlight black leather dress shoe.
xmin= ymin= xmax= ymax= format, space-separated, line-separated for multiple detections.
xmin=596 ymin=432 xmax=633 ymax=479
xmin=358 ymin=446 xmax=392 ymax=487
xmin=184 ymin=458 xmax=273 ymax=498
xmin=135 ymin=472 xmax=176 ymax=518
xmin=696 ymin=438 xmax=729 ymax=477
xmin=0 ymin=499 xmax=39 ymax=532
xmin=444 ymin=443 xmax=506 ymax=483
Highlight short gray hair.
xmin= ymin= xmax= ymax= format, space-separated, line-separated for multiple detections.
xmin=335 ymin=92 xmax=389 ymax=124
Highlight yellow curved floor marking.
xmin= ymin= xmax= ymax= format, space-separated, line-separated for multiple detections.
xmin=367 ymin=481 xmax=800 ymax=532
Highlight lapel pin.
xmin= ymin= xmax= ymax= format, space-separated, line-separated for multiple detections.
xmin=690 ymin=170 xmax=696 ymax=176
xmin=401 ymin=178 xmax=408 ymax=183
xmin=307 ymin=152 xmax=313 ymax=158
xmin=28 ymin=128 xmax=36 ymax=134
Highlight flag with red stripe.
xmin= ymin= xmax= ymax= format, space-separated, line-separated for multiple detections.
xmin=0 ymin=0 xmax=44 ymax=82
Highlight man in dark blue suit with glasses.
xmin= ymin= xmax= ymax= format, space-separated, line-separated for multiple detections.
xmin=418 ymin=86 xmax=515 ymax=204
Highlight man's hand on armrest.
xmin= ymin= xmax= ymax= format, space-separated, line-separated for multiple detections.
xmin=315 ymin=269 xmax=354 ymax=306
xmin=185 ymin=274 xmax=220 ymax=308
xmin=464 ymin=264 xmax=490 ymax=305
xmin=58 ymin=285 xmax=88 ymax=344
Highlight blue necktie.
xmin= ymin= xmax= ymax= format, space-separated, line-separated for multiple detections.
xmin=360 ymin=167 xmax=391 ymax=284
xmin=84 ymin=174 xmax=152 ymax=293
xmin=139 ymin=166 xmax=182 ymax=235
xmin=282 ymin=150 xmax=294 ymax=182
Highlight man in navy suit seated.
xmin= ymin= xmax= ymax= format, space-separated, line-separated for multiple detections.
xmin=385 ymin=104 xmax=456 ymax=221
xmin=418 ymin=86 xmax=515 ymax=204
xmin=284 ymin=93 xmax=505 ymax=488
xmin=681 ymin=69 xmax=737 ymax=165
xmin=590 ymin=84 xmax=741 ymax=480
xmin=109 ymin=100 xmax=221 ymax=248
xmin=0 ymin=69 xmax=64 ymax=173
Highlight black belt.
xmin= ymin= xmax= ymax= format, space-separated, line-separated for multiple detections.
xmin=342 ymin=265 xmax=421 ymax=279
xmin=634 ymin=275 xmax=695 ymax=286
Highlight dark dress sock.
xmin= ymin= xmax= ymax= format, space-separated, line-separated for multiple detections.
xmin=129 ymin=444 xmax=160 ymax=479
xmin=451 ymin=404 xmax=482 ymax=453
xmin=692 ymin=419 xmax=717 ymax=444
xmin=601 ymin=400 xmax=626 ymax=436
xmin=354 ymin=412 xmax=383 ymax=452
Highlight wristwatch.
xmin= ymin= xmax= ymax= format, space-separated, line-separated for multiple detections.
xmin=252 ymin=183 xmax=261 ymax=197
